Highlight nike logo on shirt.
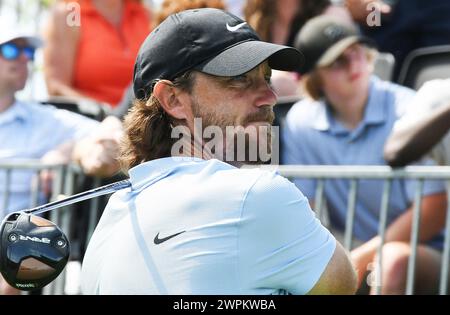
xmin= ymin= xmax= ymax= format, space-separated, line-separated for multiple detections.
xmin=154 ymin=231 xmax=186 ymax=245
xmin=226 ymin=22 xmax=247 ymax=32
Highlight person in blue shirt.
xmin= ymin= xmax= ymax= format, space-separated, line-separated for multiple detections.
xmin=0 ymin=30 xmax=100 ymax=294
xmin=282 ymin=15 xmax=448 ymax=294
xmin=81 ymin=8 xmax=357 ymax=295
xmin=0 ymin=31 xmax=99 ymax=214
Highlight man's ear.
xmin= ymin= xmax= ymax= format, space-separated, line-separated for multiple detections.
xmin=153 ymin=80 xmax=190 ymax=120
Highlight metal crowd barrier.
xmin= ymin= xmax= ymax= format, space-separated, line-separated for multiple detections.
xmin=0 ymin=159 xmax=65 ymax=214
xmin=43 ymin=164 xmax=124 ymax=295
xmin=3 ymin=161 xmax=450 ymax=294
xmin=0 ymin=160 xmax=95 ymax=295
xmin=42 ymin=164 xmax=103 ymax=295
xmin=0 ymin=159 xmax=66 ymax=295
xmin=271 ymin=165 xmax=450 ymax=295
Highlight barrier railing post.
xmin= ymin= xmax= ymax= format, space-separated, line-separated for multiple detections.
xmin=344 ymin=179 xmax=358 ymax=251
xmin=314 ymin=179 xmax=325 ymax=222
xmin=406 ymin=179 xmax=424 ymax=295
xmin=86 ymin=177 xmax=102 ymax=251
xmin=374 ymin=179 xmax=392 ymax=295
xmin=30 ymin=171 xmax=39 ymax=208
xmin=439 ymin=180 xmax=450 ymax=295
xmin=2 ymin=169 xmax=11 ymax=214
xmin=53 ymin=165 xmax=78 ymax=295
xmin=42 ymin=165 xmax=66 ymax=296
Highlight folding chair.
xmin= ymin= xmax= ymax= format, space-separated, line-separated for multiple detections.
xmin=40 ymin=97 xmax=111 ymax=121
xmin=397 ymin=45 xmax=450 ymax=90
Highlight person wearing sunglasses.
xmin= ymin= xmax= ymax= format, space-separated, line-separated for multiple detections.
xmin=0 ymin=34 xmax=40 ymax=104
xmin=282 ymin=16 xmax=448 ymax=294
xmin=0 ymin=30 xmax=101 ymax=295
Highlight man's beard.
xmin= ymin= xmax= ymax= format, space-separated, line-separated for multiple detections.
xmin=190 ymin=99 xmax=274 ymax=165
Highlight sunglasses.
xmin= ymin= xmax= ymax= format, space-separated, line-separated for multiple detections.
xmin=0 ymin=42 xmax=35 ymax=61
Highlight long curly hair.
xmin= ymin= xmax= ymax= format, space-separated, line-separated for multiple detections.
xmin=244 ymin=0 xmax=330 ymax=44
xmin=119 ymin=72 xmax=196 ymax=171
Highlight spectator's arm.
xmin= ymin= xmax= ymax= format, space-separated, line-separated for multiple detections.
xmin=43 ymin=2 xmax=86 ymax=99
xmin=351 ymin=192 xmax=447 ymax=285
xmin=384 ymin=192 xmax=448 ymax=243
xmin=323 ymin=4 xmax=354 ymax=26
xmin=40 ymin=140 xmax=76 ymax=165
xmin=345 ymin=0 xmax=391 ymax=23
xmin=72 ymin=116 xmax=123 ymax=177
xmin=384 ymin=102 xmax=450 ymax=167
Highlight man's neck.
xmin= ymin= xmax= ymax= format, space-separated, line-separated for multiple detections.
xmin=326 ymin=89 xmax=369 ymax=130
xmin=0 ymin=93 xmax=15 ymax=113
xmin=172 ymin=138 xmax=247 ymax=168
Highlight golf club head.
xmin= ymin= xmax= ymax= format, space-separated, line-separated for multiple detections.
xmin=0 ymin=212 xmax=70 ymax=291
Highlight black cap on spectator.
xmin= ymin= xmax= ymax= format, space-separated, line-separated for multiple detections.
xmin=294 ymin=15 xmax=375 ymax=74
xmin=133 ymin=8 xmax=304 ymax=99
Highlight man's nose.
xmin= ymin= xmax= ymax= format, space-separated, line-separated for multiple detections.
xmin=254 ymin=81 xmax=277 ymax=108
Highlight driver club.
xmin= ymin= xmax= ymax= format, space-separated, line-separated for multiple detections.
xmin=0 ymin=179 xmax=131 ymax=291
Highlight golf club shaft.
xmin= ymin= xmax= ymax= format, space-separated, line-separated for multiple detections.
xmin=22 ymin=179 xmax=131 ymax=216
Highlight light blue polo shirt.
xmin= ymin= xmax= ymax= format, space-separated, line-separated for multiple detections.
xmin=0 ymin=101 xmax=99 ymax=214
xmin=81 ymin=157 xmax=336 ymax=295
xmin=282 ymin=76 xmax=445 ymax=248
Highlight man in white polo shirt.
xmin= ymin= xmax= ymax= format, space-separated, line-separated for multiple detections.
xmin=81 ymin=8 xmax=357 ymax=295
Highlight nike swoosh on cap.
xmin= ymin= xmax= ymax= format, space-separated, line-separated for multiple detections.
xmin=154 ymin=231 xmax=186 ymax=245
xmin=226 ymin=22 xmax=247 ymax=32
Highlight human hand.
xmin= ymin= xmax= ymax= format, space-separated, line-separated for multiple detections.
xmin=345 ymin=0 xmax=391 ymax=23
xmin=74 ymin=116 xmax=123 ymax=178
xmin=77 ymin=137 xmax=121 ymax=177
xmin=350 ymin=248 xmax=371 ymax=288
xmin=350 ymin=239 xmax=379 ymax=288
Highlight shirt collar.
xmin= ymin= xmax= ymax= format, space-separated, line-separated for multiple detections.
xmin=128 ymin=157 xmax=205 ymax=191
xmin=312 ymin=76 xmax=387 ymax=136
xmin=0 ymin=100 xmax=29 ymax=125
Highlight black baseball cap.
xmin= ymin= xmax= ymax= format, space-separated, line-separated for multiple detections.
xmin=133 ymin=8 xmax=304 ymax=99
xmin=294 ymin=15 xmax=375 ymax=74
